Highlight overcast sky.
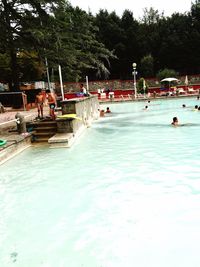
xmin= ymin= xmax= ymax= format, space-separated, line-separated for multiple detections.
xmin=70 ymin=0 xmax=192 ymax=19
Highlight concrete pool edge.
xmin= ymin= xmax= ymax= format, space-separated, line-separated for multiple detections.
xmin=0 ymin=134 xmax=32 ymax=165
xmin=0 ymin=96 xmax=100 ymax=161
xmin=48 ymin=124 xmax=87 ymax=148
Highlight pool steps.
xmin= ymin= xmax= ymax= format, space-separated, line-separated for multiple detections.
xmin=28 ymin=120 xmax=57 ymax=143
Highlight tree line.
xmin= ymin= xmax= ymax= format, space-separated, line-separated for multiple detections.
xmin=0 ymin=0 xmax=200 ymax=91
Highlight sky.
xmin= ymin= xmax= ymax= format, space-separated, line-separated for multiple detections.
xmin=70 ymin=0 xmax=192 ymax=19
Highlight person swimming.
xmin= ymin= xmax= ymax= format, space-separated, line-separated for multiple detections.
xmin=143 ymin=105 xmax=148 ymax=110
xmin=192 ymin=105 xmax=199 ymax=111
xmin=171 ymin=117 xmax=191 ymax=127
xmin=105 ymin=107 xmax=111 ymax=113
xmin=171 ymin=117 xmax=178 ymax=126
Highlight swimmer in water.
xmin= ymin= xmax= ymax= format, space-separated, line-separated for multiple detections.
xmin=143 ymin=105 xmax=148 ymax=110
xmin=171 ymin=116 xmax=178 ymax=126
xmin=105 ymin=107 xmax=111 ymax=113
xmin=171 ymin=117 xmax=190 ymax=127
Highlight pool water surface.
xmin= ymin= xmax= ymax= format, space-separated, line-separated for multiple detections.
xmin=1 ymin=97 xmax=200 ymax=267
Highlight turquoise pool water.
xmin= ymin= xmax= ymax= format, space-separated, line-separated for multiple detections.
xmin=1 ymin=97 xmax=200 ymax=267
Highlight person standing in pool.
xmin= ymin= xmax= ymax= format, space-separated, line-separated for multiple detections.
xmin=99 ymin=109 xmax=105 ymax=117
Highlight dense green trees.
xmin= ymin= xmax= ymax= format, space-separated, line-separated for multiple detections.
xmin=93 ymin=2 xmax=200 ymax=79
xmin=156 ymin=68 xmax=178 ymax=81
xmin=0 ymin=0 xmax=114 ymax=89
xmin=47 ymin=2 xmax=115 ymax=81
xmin=1 ymin=0 xmax=200 ymax=88
xmin=0 ymin=0 xmax=60 ymax=90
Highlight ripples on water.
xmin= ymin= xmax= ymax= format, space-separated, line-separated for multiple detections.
xmin=1 ymin=97 xmax=200 ymax=267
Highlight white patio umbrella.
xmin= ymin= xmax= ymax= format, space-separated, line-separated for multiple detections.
xmin=185 ymin=75 xmax=188 ymax=86
xmin=160 ymin=78 xmax=179 ymax=82
xmin=160 ymin=78 xmax=179 ymax=90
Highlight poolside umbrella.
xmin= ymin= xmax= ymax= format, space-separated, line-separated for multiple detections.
xmin=161 ymin=78 xmax=179 ymax=82
xmin=185 ymin=75 xmax=188 ymax=85
xmin=160 ymin=78 xmax=179 ymax=90
xmin=185 ymin=75 xmax=189 ymax=90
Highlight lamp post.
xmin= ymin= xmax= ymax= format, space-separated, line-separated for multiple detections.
xmin=132 ymin=63 xmax=137 ymax=99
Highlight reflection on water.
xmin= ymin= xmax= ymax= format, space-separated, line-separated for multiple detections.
xmin=1 ymin=97 xmax=200 ymax=267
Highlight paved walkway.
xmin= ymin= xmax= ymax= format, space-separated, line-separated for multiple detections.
xmin=0 ymin=106 xmax=49 ymax=125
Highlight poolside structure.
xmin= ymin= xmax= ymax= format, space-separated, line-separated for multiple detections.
xmin=48 ymin=95 xmax=99 ymax=147
xmin=0 ymin=95 xmax=99 ymax=163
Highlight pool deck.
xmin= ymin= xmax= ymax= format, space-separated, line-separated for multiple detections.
xmin=99 ymin=93 xmax=199 ymax=104
xmin=0 ymin=107 xmax=50 ymax=165
xmin=0 ymin=106 xmax=50 ymax=124
xmin=0 ymin=132 xmax=32 ymax=165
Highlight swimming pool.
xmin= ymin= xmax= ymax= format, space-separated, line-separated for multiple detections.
xmin=1 ymin=97 xmax=200 ymax=267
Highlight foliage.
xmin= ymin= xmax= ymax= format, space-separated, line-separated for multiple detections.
xmin=0 ymin=0 xmax=60 ymax=90
xmin=156 ymin=68 xmax=178 ymax=81
xmin=46 ymin=2 xmax=116 ymax=81
xmin=140 ymin=7 xmax=164 ymax=24
xmin=1 ymin=0 xmax=200 ymax=88
xmin=140 ymin=54 xmax=154 ymax=78
xmin=137 ymin=77 xmax=148 ymax=94
xmin=0 ymin=0 xmax=115 ymax=89
xmin=0 ymin=53 xmax=11 ymax=80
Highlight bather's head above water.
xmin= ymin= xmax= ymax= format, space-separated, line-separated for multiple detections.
xmin=171 ymin=116 xmax=178 ymax=126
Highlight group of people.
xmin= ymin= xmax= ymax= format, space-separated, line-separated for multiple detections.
xmin=35 ymin=88 xmax=111 ymax=120
xmin=99 ymin=107 xmax=111 ymax=117
xmin=193 ymin=105 xmax=200 ymax=111
xmin=35 ymin=89 xmax=56 ymax=120
xmin=181 ymin=103 xmax=200 ymax=111
xmin=35 ymin=83 xmax=91 ymax=120
xmin=171 ymin=102 xmax=200 ymax=126
xmin=143 ymin=100 xmax=151 ymax=110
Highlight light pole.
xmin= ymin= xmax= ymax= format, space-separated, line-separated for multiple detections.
xmin=132 ymin=63 xmax=137 ymax=99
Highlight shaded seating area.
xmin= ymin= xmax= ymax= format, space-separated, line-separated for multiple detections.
xmin=0 ymin=92 xmax=24 ymax=109
xmin=0 ymin=89 xmax=43 ymax=110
